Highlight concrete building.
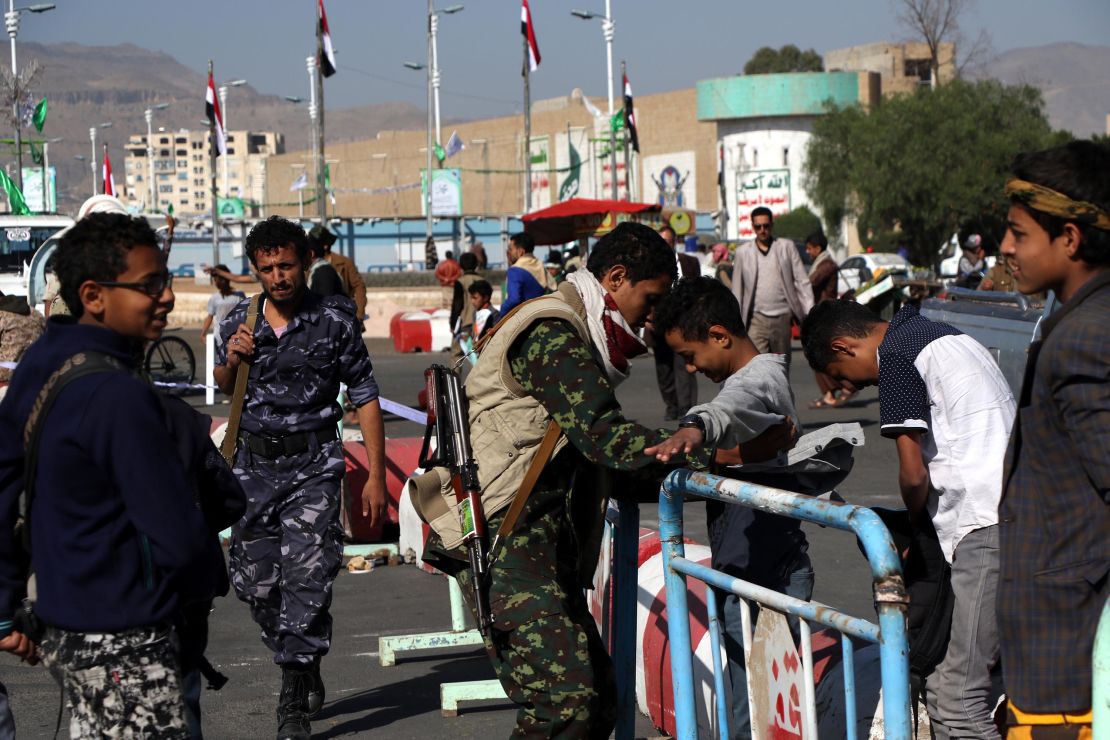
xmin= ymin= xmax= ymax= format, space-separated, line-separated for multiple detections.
xmin=265 ymin=87 xmax=719 ymax=222
xmin=696 ymin=71 xmax=881 ymax=241
xmin=825 ymin=41 xmax=956 ymax=96
xmin=123 ymin=129 xmax=284 ymax=216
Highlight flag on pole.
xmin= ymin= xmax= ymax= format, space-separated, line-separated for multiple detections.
xmin=206 ymin=70 xmax=227 ymax=156
xmin=290 ymin=172 xmax=309 ymax=191
xmin=324 ymin=163 xmax=336 ymax=206
xmin=521 ymin=0 xmax=541 ymax=72
xmin=102 ymin=147 xmax=116 ymax=197
xmin=623 ymin=72 xmax=639 ymax=153
xmin=318 ymin=0 xmax=337 ymax=77
xmin=0 ymin=170 xmax=29 ymax=215
xmin=580 ymin=93 xmax=604 ymax=120
xmin=444 ymin=130 xmax=465 ymax=159
xmin=32 ymin=98 xmax=47 ymax=133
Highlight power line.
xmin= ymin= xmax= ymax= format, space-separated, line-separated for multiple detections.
xmin=339 ymin=65 xmax=520 ymax=108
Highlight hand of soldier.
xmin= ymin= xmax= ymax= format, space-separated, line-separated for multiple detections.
xmin=225 ymin=323 xmax=255 ymax=369
xmin=644 ymin=427 xmax=704 ymax=462
xmin=361 ymin=476 xmax=388 ymax=528
xmin=0 ymin=630 xmax=39 ymax=665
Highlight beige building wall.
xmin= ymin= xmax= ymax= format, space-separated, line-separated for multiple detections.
xmin=265 ymin=87 xmax=719 ymax=219
xmin=825 ymin=41 xmax=956 ymax=95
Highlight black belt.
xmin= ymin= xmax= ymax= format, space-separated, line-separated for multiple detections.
xmin=240 ymin=427 xmax=338 ymax=459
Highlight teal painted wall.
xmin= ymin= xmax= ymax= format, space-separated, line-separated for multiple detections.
xmin=697 ymin=73 xmax=862 ymax=120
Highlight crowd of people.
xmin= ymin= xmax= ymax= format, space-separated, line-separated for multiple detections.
xmin=0 ymin=139 xmax=1105 ymax=740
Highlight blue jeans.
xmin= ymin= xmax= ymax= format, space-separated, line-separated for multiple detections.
xmin=719 ymin=552 xmax=815 ymax=740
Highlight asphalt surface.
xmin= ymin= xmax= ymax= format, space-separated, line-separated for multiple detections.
xmin=2 ymin=329 xmax=902 ymax=739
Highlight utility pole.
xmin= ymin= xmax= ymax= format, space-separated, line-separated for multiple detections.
xmin=424 ymin=0 xmax=434 ymax=266
xmin=523 ymin=32 xmax=531 ymax=213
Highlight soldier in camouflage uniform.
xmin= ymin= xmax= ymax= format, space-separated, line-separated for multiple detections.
xmin=0 ymin=291 xmax=44 ymax=387
xmin=426 ymin=223 xmax=680 ymax=738
xmin=214 ymin=217 xmax=388 ymax=740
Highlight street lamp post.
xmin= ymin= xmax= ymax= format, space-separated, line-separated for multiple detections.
xmin=218 ymin=79 xmax=246 ymax=200
xmin=306 ymin=55 xmax=322 ymax=224
xmin=572 ymin=2 xmax=618 ymax=200
xmin=5 ymin=2 xmax=55 ymax=190
xmin=145 ymin=103 xmax=169 ymax=213
xmin=88 ymin=121 xmax=111 ymax=197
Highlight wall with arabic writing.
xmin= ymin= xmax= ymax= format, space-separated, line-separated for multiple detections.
xmin=716 ymin=118 xmax=817 ymax=241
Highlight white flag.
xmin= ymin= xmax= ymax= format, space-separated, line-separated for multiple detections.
xmin=290 ymin=172 xmax=308 ymax=191
xmin=444 ymin=131 xmax=465 ymax=159
xmin=580 ymin=94 xmax=604 ymax=120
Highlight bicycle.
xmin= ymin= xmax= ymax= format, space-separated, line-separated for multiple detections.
xmin=145 ymin=330 xmax=196 ymax=388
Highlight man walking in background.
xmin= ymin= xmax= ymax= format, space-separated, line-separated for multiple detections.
xmin=200 ymin=265 xmax=245 ymax=350
xmin=500 ymin=231 xmax=552 ymax=313
xmin=308 ymin=226 xmax=367 ymax=325
xmin=731 ymin=207 xmax=813 ymax=373
xmin=649 ymin=224 xmax=700 ymax=419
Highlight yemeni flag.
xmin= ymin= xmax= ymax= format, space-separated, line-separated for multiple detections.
xmin=623 ymin=72 xmax=639 ymax=153
xmin=521 ymin=0 xmax=540 ymax=72
xmin=102 ymin=146 xmax=116 ymax=197
xmin=206 ymin=69 xmax=227 ymax=156
xmin=318 ymin=0 xmax=337 ymax=77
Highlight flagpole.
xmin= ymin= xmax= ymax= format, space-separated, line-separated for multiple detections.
xmin=523 ymin=33 xmax=531 ymax=213
xmin=604 ymin=0 xmax=617 ymax=201
xmin=315 ymin=0 xmax=327 ymax=224
xmin=424 ymin=0 xmax=434 ymax=266
xmin=621 ymin=60 xmax=631 ymax=202
xmin=208 ymin=60 xmax=220 ymax=268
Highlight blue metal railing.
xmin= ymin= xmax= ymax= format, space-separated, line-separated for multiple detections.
xmin=659 ymin=469 xmax=912 ymax=739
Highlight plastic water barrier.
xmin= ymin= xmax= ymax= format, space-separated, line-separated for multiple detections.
xmin=659 ymin=469 xmax=912 ymax=740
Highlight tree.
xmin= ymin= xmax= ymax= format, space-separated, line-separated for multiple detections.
xmin=773 ymin=206 xmax=823 ymax=241
xmin=804 ymin=79 xmax=1058 ymax=267
xmin=743 ymin=45 xmax=824 ymax=75
xmin=895 ymin=0 xmax=990 ymax=81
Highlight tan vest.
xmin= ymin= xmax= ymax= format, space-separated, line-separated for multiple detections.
xmin=409 ymin=284 xmax=591 ymax=549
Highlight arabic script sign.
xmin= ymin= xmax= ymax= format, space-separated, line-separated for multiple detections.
xmin=736 ymin=168 xmax=792 ymax=239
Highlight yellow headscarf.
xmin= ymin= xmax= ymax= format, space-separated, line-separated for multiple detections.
xmin=1005 ymin=178 xmax=1110 ymax=231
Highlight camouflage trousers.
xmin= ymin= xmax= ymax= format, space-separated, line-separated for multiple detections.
xmin=229 ymin=439 xmax=345 ymax=667
xmin=455 ymin=486 xmax=616 ymax=739
xmin=39 ymin=624 xmax=188 ymax=739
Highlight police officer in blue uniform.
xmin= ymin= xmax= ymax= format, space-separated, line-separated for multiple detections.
xmin=214 ymin=216 xmax=387 ymax=740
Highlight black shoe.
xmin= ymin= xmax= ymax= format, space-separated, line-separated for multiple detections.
xmin=276 ymin=666 xmax=311 ymax=740
xmin=306 ymin=658 xmax=325 ymax=717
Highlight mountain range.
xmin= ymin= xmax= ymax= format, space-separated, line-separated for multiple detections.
xmin=12 ymin=40 xmax=1110 ymax=212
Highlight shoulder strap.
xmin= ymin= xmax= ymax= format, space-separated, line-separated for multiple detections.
xmin=19 ymin=351 xmax=128 ymax=553
xmin=488 ymin=420 xmax=562 ymax=562
xmin=220 ymin=293 xmax=263 ymax=464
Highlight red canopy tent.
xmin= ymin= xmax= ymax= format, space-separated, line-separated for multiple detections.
xmin=520 ymin=198 xmax=660 ymax=245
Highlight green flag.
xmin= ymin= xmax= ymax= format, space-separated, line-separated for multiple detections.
xmin=434 ymin=142 xmax=446 ymax=163
xmin=28 ymin=141 xmax=42 ymax=165
xmin=32 ymin=98 xmax=47 ymax=133
xmin=0 ymin=170 xmax=30 ymax=215
xmin=166 ymin=203 xmax=174 ymax=216
xmin=609 ymin=110 xmax=625 ymax=133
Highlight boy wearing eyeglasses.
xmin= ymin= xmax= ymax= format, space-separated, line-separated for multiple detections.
xmin=0 ymin=213 xmax=212 ymax=738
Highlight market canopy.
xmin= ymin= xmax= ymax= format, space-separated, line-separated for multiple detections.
xmin=520 ymin=198 xmax=662 ymax=245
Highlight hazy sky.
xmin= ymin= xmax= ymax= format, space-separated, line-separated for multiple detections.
xmin=21 ymin=0 xmax=1110 ymax=117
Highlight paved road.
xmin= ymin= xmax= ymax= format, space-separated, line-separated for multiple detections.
xmin=3 ymin=330 xmax=902 ymax=739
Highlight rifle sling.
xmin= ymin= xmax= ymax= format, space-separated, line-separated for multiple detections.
xmin=220 ymin=293 xmax=262 ymax=464
xmin=491 ymin=421 xmax=561 ymax=557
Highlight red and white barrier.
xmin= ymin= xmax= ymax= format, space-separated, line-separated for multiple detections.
xmin=390 ymin=309 xmax=453 ymax=353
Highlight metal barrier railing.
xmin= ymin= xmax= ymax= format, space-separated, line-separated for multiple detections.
xmin=659 ymin=469 xmax=912 ymax=739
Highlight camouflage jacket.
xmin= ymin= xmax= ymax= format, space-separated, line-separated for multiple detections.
xmin=216 ymin=291 xmax=378 ymax=435
xmin=0 ymin=307 xmax=45 ymax=382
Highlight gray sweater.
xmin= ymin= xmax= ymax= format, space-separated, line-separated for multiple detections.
xmin=688 ymin=353 xmax=798 ymax=449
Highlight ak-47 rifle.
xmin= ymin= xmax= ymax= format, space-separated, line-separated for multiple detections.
xmin=418 ymin=364 xmax=492 ymax=635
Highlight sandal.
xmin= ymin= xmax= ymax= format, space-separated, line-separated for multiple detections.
xmin=808 ymin=398 xmax=837 ymax=409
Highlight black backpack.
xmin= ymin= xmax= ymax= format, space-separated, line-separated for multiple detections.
xmin=862 ymin=508 xmax=955 ymax=691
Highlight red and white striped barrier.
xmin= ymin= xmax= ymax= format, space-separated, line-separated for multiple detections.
xmin=389 ymin=309 xmax=453 ymax=354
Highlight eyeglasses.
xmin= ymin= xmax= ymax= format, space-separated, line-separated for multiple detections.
xmin=752 ymin=223 xmax=772 ymax=231
xmin=96 ymin=270 xmax=173 ymax=298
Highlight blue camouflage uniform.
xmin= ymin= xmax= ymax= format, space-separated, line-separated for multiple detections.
xmin=217 ymin=291 xmax=378 ymax=668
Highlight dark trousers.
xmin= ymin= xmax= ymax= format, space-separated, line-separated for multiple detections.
xmin=0 ymin=680 xmax=13 ymax=740
xmin=229 ymin=439 xmax=345 ymax=667
xmin=652 ymin=336 xmax=698 ymax=419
